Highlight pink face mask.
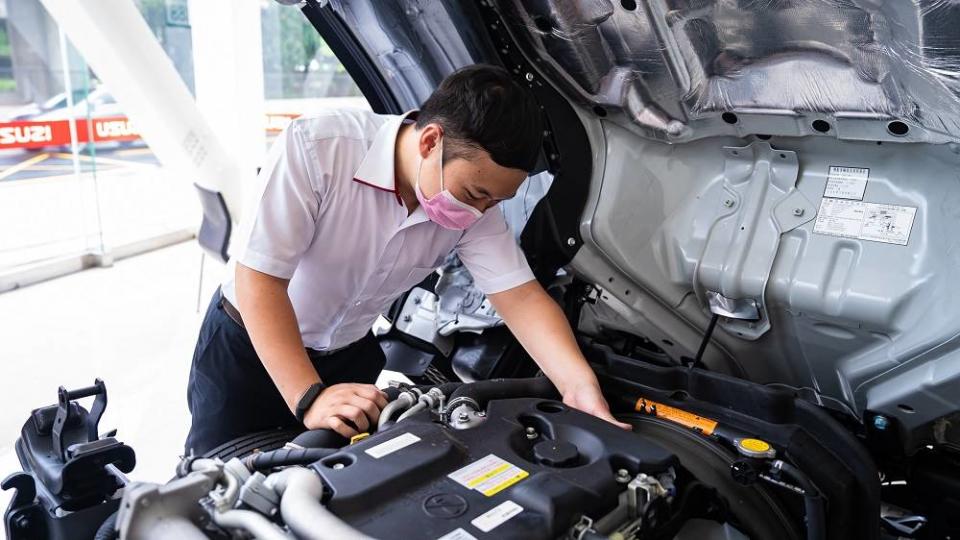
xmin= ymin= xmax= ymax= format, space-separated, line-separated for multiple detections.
xmin=415 ymin=139 xmax=482 ymax=230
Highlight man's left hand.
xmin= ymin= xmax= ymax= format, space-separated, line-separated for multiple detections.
xmin=562 ymin=382 xmax=632 ymax=431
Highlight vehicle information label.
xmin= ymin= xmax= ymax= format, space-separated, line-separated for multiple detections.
xmin=471 ymin=500 xmax=523 ymax=533
xmin=824 ymin=166 xmax=869 ymax=200
xmin=364 ymin=432 xmax=420 ymax=459
xmin=437 ymin=528 xmax=478 ymax=540
xmin=813 ymin=198 xmax=917 ymax=245
xmin=449 ymin=454 xmax=529 ymax=497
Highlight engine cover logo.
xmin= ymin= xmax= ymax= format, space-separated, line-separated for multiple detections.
xmin=423 ymin=493 xmax=469 ymax=518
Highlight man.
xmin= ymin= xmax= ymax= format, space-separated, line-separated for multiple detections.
xmin=185 ymin=64 xmax=628 ymax=456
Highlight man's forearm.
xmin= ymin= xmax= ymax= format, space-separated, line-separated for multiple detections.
xmin=489 ymin=281 xmax=599 ymax=395
xmin=235 ymin=263 xmax=320 ymax=412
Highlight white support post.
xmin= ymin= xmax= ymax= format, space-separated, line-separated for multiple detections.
xmin=189 ymin=0 xmax=266 ymax=188
xmin=37 ymin=0 xmax=253 ymax=220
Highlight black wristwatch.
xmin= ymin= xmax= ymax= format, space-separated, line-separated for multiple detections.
xmin=295 ymin=382 xmax=327 ymax=423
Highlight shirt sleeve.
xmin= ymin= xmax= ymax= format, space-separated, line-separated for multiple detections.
xmin=456 ymin=205 xmax=536 ymax=294
xmin=231 ymin=121 xmax=321 ymax=279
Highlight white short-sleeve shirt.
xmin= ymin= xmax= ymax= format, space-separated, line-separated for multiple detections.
xmin=221 ymin=109 xmax=535 ymax=351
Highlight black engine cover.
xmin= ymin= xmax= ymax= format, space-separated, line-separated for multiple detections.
xmin=311 ymin=398 xmax=676 ymax=539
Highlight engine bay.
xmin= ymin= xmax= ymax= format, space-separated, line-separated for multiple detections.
xmin=5 ymin=348 xmax=887 ymax=539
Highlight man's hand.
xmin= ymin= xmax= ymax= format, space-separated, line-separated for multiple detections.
xmin=562 ymin=382 xmax=632 ymax=431
xmin=303 ymin=383 xmax=388 ymax=438
xmin=488 ymin=281 xmax=631 ymax=431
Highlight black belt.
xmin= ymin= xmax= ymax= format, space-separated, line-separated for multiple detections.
xmin=219 ymin=294 xmax=351 ymax=357
xmin=220 ymin=294 xmax=246 ymax=329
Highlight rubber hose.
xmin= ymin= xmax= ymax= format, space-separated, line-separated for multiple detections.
xmin=290 ymin=429 xmax=348 ymax=449
xmin=243 ymin=447 xmax=339 ymax=472
xmin=275 ymin=468 xmax=373 ymax=540
xmin=777 ymin=460 xmax=827 ymax=540
xmin=94 ymin=511 xmax=119 ymax=540
xmin=447 ymin=377 xmax=559 ymax=407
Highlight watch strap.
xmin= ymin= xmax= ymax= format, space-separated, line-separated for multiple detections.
xmin=295 ymin=382 xmax=326 ymax=423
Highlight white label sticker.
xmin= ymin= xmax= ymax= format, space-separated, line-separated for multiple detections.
xmin=859 ymin=203 xmax=918 ymax=245
xmin=448 ymin=454 xmax=529 ymax=497
xmin=437 ymin=528 xmax=478 ymax=540
xmin=813 ymin=198 xmax=917 ymax=246
xmin=824 ymin=166 xmax=869 ymax=200
xmin=471 ymin=500 xmax=523 ymax=533
xmin=364 ymin=432 xmax=420 ymax=459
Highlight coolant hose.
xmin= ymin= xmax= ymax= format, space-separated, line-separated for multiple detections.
xmin=776 ymin=460 xmax=826 ymax=540
xmin=447 ymin=377 xmax=559 ymax=407
xmin=212 ymin=509 xmax=289 ymax=540
xmin=272 ymin=468 xmax=373 ymax=540
xmin=243 ymin=447 xmax=340 ymax=471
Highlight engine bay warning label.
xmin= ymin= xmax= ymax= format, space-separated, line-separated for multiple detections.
xmin=471 ymin=500 xmax=523 ymax=533
xmin=813 ymin=198 xmax=917 ymax=246
xmin=437 ymin=528 xmax=478 ymax=540
xmin=364 ymin=432 xmax=420 ymax=459
xmin=635 ymin=397 xmax=717 ymax=435
xmin=824 ymin=166 xmax=869 ymax=200
xmin=448 ymin=454 xmax=529 ymax=497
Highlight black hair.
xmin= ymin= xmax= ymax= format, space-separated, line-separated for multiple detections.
xmin=416 ymin=64 xmax=543 ymax=172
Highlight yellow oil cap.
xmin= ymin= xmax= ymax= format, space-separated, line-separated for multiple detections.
xmin=350 ymin=432 xmax=370 ymax=445
xmin=736 ymin=438 xmax=776 ymax=459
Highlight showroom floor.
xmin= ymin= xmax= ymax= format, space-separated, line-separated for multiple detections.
xmin=0 ymin=241 xmax=223 ymax=497
xmin=0 ymin=241 xmax=401 ymax=510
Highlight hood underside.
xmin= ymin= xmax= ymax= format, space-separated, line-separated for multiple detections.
xmin=498 ymin=0 xmax=960 ymax=144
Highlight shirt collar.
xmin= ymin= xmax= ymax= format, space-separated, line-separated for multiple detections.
xmin=352 ymin=109 xmax=418 ymax=205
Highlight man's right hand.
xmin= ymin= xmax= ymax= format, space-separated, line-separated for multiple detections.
xmin=302 ymin=383 xmax=388 ymax=437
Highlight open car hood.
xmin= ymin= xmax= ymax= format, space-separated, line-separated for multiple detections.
xmin=318 ymin=0 xmax=960 ymax=455
xmin=498 ymin=0 xmax=960 ymax=144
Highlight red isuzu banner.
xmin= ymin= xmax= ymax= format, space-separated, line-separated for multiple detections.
xmin=0 ymin=116 xmax=139 ymax=150
xmin=0 ymin=114 xmax=303 ymax=150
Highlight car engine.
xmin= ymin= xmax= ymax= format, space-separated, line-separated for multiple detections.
xmin=4 ymin=373 xmax=830 ymax=540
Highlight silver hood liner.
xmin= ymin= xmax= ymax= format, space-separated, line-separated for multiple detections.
xmin=499 ymin=0 xmax=960 ymax=144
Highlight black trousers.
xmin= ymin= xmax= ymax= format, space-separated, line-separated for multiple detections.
xmin=184 ymin=289 xmax=386 ymax=456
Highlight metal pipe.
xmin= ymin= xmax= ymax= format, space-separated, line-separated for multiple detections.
xmin=212 ymin=509 xmax=291 ymax=540
xmin=396 ymin=400 xmax=428 ymax=422
xmin=377 ymin=392 xmax=416 ymax=430
xmin=380 ymin=392 xmax=417 ymax=428
xmin=271 ymin=468 xmax=373 ymax=540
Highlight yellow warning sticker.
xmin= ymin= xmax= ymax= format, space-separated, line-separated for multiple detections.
xmin=635 ymin=397 xmax=718 ymax=435
xmin=448 ymin=454 xmax=529 ymax=497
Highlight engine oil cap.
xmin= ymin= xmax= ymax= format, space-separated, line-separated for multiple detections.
xmin=533 ymin=440 xmax=579 ymax=468
xmin=735 ymin=438 xmax=776 ymax=459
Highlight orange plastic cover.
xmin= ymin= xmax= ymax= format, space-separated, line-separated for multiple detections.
xmin=635 ymin=397 xmax=717 ymax=436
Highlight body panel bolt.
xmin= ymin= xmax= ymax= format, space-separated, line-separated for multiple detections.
xmin=457 ymin=412 xmax=469 ymax=423
xmin=525 ymin=72 xmax=534 ymax=82
xmin=873 ymin=415 xmax=889 ymax=430
xmin=333 ymin=463 xmax=345 ymax=470
xmin=525 ymin=427 xmax=538 ymax=440
xmin=566 ymin=237 xmax=576 ymax=246
xmin=403 ymin=315 xmax=412 ymax=322
xmin=615 ymin=469 xmax=631 ymax=484
xmin=723 ymin=199 xmax=734 ymax=207
xmin=793 ymin=207 xmax=805 ymax=216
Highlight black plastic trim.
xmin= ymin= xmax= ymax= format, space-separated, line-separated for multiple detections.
xmin=300 ymin=0 xmax=402 ymax=115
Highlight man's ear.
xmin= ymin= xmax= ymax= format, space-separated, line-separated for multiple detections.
xmin=418 ymin=123 xmax=443 ymax=159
